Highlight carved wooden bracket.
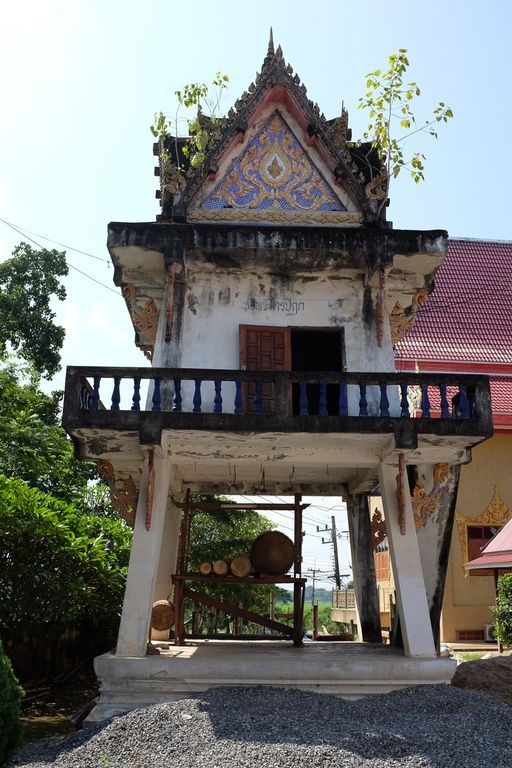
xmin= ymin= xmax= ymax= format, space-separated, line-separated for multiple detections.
xmin=376 ymin=268 xmax=386 ymax=347
xmin=165 ymin=263 xmax=178 ymax=342
xmin=146 ymin=448 xmax=155 ymax=531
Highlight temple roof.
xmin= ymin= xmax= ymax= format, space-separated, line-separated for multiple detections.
xmin=394 ymin=239 xmax=512 ymax=368
xmin=155 ymin=33 xmax=385 ymax=225
xmin=394 ymin=238 xmax=512 ymax=420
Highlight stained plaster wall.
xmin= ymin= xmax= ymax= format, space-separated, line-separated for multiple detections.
xmin=152 ymin=261 xmax=399 ymax=417
xmin=412 ymin=463 xmax=460 ymax=646
xmin=440 ymin=433 xmax=512 ymax=641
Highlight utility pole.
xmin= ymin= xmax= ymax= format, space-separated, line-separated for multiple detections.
xmin=331 ymin=515 xmax=341 ymax=589
xmin=305 ymin=567 xmax=335 ymax=609
xmin=310 ymin=564 xmax=317 ymax=609
xmin=318 ymin=517 xmax=346 ymax=589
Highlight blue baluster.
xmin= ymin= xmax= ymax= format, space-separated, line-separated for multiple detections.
xmin=379 ymin=383 xmax=390 ymax=417
xmin=111 ymin=376 xmax=121 ymax=411
xmin=319 ymin=380 xmax=328 ymax=416
xmin=173 ymin=378 xmax=182 ymax=412
xmin=421 ymin=383 xmax=431 ymax=418
xmin=459 ymin=384 xmax=470 ymax=419
xmin=254 ymin=378 xmax=263 ymax=414
xmin=359 ymin=383 xmax=368 ymax=416
xmin=338 ymin=381 xmax=348 ymax=417
xmin=234 ymin=380 xmax=243 ymax=414
xmin=91 ymin=376 xmax=101 ymax=411
xmin=131 ymin=377 xmax=141 ymax=411
xmin=299 ymin=381 xmax=309 ymax=416
xmin=193 ymin=379 xmax=202 ymax=413
xmin=439 ymin=383 xmax=449 ymax=419
xmin=214 ymin=379 xmax=223 ymax=413
xmin=400 ymin=382 xmax=410 ymax=417
xmin=152 ymin=377 xmax=162 ymax=412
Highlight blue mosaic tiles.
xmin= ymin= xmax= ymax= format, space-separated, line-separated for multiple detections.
xmin=203 ymin=111 xmax=346 ymax=212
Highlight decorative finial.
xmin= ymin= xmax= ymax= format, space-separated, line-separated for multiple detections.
xmin=268 ymin=27 xmax=274 ymax=55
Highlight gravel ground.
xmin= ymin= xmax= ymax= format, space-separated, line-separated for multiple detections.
xmin=9 ymin=685 xmax=512 ymax=768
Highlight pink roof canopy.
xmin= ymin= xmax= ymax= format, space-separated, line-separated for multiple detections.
xmin=465 ymin=517 xmax=512 ymax=571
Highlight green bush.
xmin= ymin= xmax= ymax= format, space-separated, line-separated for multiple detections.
xmin=492 ymin=573 xmax=512 ymax=648
xmin=0 ymin=638 xmax=24 ymax=765
xmin=0 ymin=474 xmax=132 ymax=635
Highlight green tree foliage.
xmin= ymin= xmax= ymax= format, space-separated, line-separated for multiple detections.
xmin=492 ymin=573 xmax=512 ymax=648
xmin=151 ymin=72 xmax=229 ymax=170
xmin=0 ymin=475 xmax=132 ymax=634
xmin=0 ymin=638 xmax=23 ymax=765
xmin=0 ymin=361 xmax=96 ymax=501
xmin=358 ymin=49 xmax=453 ymax=213
xmin=186 ymin=503 xmax=276 ymax=632
xmin=0 ymin=243 xmax=68 ymax=378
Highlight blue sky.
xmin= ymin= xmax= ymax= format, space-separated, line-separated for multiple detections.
xmin=1 ymin=0 xmax=510 ymax=583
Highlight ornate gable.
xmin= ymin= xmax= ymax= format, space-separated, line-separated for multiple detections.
xmin=188 ymin=110 xmax=363 ymax=226
xmin=156 ymin=33 xmax=384 ymax=225
xmin=203 ymin=111 xmax=345 ymax=213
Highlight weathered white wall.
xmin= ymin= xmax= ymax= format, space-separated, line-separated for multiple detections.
xmin=152 ymin=263 xmax=399 ymax=416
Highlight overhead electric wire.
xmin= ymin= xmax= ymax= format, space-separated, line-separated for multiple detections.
xmin=0 ymin=217 xmax=121 ymax=297
xmin=235 ymin=494 xmax=331 ymax=539
xmin=5 ymin=217 xmax=511 ymax=319
xmin=254 ymin=494 xmax=346 ymax=527
xmin=0 ymin=216 xmax=111 ymax=263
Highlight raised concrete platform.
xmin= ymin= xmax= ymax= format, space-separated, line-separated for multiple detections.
xmin=88 ymin=641 xmax=457 ymax=722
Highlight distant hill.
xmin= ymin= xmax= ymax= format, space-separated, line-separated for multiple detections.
xmin=276 ymin=586 xmax=333 ymax=604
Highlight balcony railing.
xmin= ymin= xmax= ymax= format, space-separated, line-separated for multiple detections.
xmin=332 ymin=589 xmax=357 ymax=610
xmin=63 ymin=366 xmax=492 ymax=447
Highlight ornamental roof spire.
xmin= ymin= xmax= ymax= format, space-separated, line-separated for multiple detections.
xmin=268 ymin=27 xmax=274 ymax=56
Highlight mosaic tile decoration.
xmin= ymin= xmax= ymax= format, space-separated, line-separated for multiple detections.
xmin=202 ymin=111 xmax=346 ymax=212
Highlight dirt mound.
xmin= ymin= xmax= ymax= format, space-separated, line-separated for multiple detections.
xmin=452 ymin=654 xmax=512 ymax=706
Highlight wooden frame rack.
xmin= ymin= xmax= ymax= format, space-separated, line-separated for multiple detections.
xmin=171 ymin=494 xmax=308 ymax=647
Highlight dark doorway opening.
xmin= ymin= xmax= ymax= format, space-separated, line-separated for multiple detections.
xmin=291 ymin=329 xmax=344 ymax=415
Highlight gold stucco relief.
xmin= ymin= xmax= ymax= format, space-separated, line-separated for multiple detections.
xmin=97 ymin=460 xmax=138 ymax=528
xmin=412 ymin=463 xmax=450 ymax=529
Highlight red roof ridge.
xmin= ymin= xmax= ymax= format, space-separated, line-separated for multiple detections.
xmin=449 ymin=236 xmax=512 ymax=245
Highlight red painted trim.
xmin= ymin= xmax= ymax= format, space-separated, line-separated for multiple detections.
xmin=395 ymin=359 xmax=512 ymax=376
xmin=493 ymin=415 xmax=512 ymax=427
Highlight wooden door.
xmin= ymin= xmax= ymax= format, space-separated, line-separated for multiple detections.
xmin=239 ymin=325 xmax=291 ymax=413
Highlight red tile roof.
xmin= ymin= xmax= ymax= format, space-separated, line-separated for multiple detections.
xmin=489 ymin=379 xmax=512 ymax=413
xmin=394 ymin=239 xmax=512 ymax=417
xmin=395 ymin=239 xmax=512 ymax=366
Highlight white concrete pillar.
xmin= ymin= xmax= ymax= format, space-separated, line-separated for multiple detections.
xmin=152 ymin=499 xmax=181 ymax=603
xmin=378 ymin=461 xmax=436 ymax=657
xmin=116 ymin=449 xmax=172 ymax=657
xmin=150 ymin=499 xmax=182 ymax=640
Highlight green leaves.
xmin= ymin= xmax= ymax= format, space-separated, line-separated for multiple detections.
xmin=151 ymin=72 xmax=229 ymax=173
xmin=0 ymin=474 xmax=132 ymax=630
xmin=492 ymin=573 xmax=512 ymax=649
xmin=0 ymin=361 xmax=97 ymax=501
xmin=0 ymin=638 xmax=23 ymax=764
xmin=358 ymin=49 xmax=453 ymax=207
xmin=0 ymin=243 xmax=68 ymax=378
